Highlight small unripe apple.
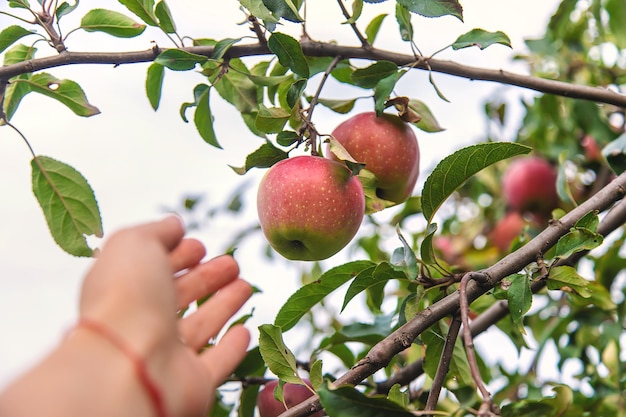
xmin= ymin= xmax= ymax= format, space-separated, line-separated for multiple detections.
xmin=257 ymin=380 xmax=323 ymax=417
xmin=501 ymin=156 xmax=558 ymax=214
xmin=257 ymin=155 xmax=365 ymax=261
xmin=329 ymin=112 xmax=420 ymax=204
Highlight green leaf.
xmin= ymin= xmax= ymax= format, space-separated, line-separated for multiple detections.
xmin=397 ymin=0 xmax=463 ymax=21
xmin=556 ymin=151 xmax=576 ymax=206
xmin=286 ymin=78 xmax=306 ymax=109
xmin=418 ymin=223 xmax=437 ymax=266
xmin=452 ymin=29 xmax=512 ymax=50
xmin=248 ymin=73 xmax=293 ymax=87
xmin=258 ymin=324 xmax=304 ymax=384
xmin=155 ymin=49 xmax=207 ymax=71
xmin=325 ymin=344 xmax=355 ymax=369
xmin=323 ymin=314 xmax=394 ymax=346
xmin=211 ymin=37 xmax=242 ymax=60
xmin=553 ymin=228 xmax=603 ymax=259
xmin=547 ymin=266 xmax=592 ymax=298
xmin=179 ymin=83 xmax=208 ymax=122
xmin=3 ymin=42 xmax=35 ymax=67
xmin=206 ymin=59 xmax=260 ymax=113
xmin=274 ymin=260 xmax=375 ymax=331
xmin=574 ymin=210 xmax=599 ymax=232
xmin=395 ymin=3 xmax=413 ymax=41
xmin=358 ymin=169 xmax=397 ymax=213
xmin=374 ymin=71 xmax=402 ymax=115
xmin=56 ymin=1 xmax=80 ymax=20
xmin=80 ymin=8 xmax=146 ymax=37
xmin=503 ymin=274 xmax=532 ymax=334
xmin=408 ymin=99 xmax=444 ymax=132
xmin=387 ymin=384 xmax=409 ymax=408
xmin=238 ymin=383 xmax=262 ymax=417
xmin=428 ymin=70 xmax=449 ymax=102
xmin=309 ymin=359 xmax=323 ymax=389
xmin=275 ymin=130 xmax=300 ymax=146
xmin=118 ymin=0 xmax=158 ymax=26
xmin=421 ymin=142 xmax=531 ymax=223
xmin=23 ymin=73 xmax=100 ymax=117
xmin=230 ymin=141 xmax=289 ymax=175
xmin=392 ymin=228 xmax=419 ymax=279
xmin=3 ymin=44 xmax=37 ymax=120
xmin=422 ymin=325 xmax=473 ymax=387
xmin=239 ymin=0 xmax=280 ymax=24
xmin=312 ymin=97 xmax=357 ymax=114
xmin=606 ymin=0 xmax=626 ymax=49
xmin=342 ymin=263 xmax=405 ymax=311
xmin=365 ymin=14 xmax=387 ymax=45
xmin=262 ymin=0 xmax=304 ymax=22
xmin=4 ymin=77 xmax=31 ymax=120
xmin=318 ymin=382 xmax=415 ymax=417
xmin=351 ymin=61 xmax=398 ymax=89
xmin=8 ymin=0 xmax=31 ymax=10
xmin=194 ymin=87 xmax=221 ymax=148
xmin=602 ymin=132 xmax=626 ymax=175
xmin=267 ymin=32 xmax=309 ymax=78
xmin=0 ymin=25 xmax=35 ymax=54
xmin=145 ymin=62 xmax=164 ymax=110
xmin=155 ymin=1 xmax=176 ymax=33
xmin=344 ymin=0 xmax=363 ymax=24
xmin=31 ymin=156 xmax=102 ymax=257
xmin=234 ymin=346 xmax=266 ymax=379
xmin=255 ymin=104 xmax=290 ymax=133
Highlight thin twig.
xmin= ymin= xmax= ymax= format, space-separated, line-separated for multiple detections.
xmin=459 ymin=273 xmax=493 ymax=414
xmin=336 ymin=0 xmax=370 ymax=48
xmin=424 ymin=315 xmax=462 ymax=413
xmin=304 ymin=55 xmax=342 ymax=154
xmin=248 ymin=15 xmax=268 ymax=46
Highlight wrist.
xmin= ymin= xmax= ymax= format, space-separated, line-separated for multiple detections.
xmin=69 ymin=319 xmax=169 ymax=417
xmin=0 ymin=324 xmax=155 ymax=417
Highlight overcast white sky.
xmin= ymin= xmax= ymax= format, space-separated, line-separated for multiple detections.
xmin=0 ymin=0 xmax=561 ymax=392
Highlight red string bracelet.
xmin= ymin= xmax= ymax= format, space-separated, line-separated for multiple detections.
xmin=72 ymin=318 xmax=168 ymax=417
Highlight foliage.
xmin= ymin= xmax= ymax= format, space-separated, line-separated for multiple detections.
xmin=1 ymin=0 xmax=626 ymax=416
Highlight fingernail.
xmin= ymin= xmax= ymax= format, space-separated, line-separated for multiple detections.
xmin=165 ymin=213 xmax=185 ymax=230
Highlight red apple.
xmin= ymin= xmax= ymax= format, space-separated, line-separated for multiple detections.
xmin=257 ymin=380 xmax=323 ymax=417
xmin=328 ymin=112 xmax=420 ymax=204
xmin=581 ymin=135 xmax=602 ymax=162
xmin=489 ymin=211 xmax=527 ymax=252
xmin=501 ymin=156 xmax=558 ymax=214
xmin=257 ymin=155 xmax=365 ymax=261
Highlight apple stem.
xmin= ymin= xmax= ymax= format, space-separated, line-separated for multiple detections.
xmin=303 ymin=55 xmax=342 ymax=155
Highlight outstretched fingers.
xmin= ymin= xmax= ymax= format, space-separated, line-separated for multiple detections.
xmin=199 ymin=325 xmax=251 ymax=386
xmin=178 ymin=278 xmax=252 ymax=351
xmin=169 ymin=238 xmax=206 ymax=273
xmin=174 ymin=255 xmax=240 ymax=310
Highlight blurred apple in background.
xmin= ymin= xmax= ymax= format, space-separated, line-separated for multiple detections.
xmin=502 ymin=156 xmax=558 ymax=215
xmin=489 ymin=211 xmax=527 ymax=253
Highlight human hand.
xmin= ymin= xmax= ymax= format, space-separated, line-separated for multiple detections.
xmin=79 ymin=215 xmax=252 ymax=416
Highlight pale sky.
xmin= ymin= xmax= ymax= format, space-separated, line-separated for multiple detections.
xmin=0 ymin=0 xmax=561 ymax=392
